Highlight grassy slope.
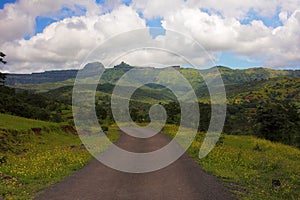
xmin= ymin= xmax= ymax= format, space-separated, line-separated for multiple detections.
xmin=0 ymin=114 xmax=120 ymax=199
xmin=0 ymin=114 xmax=57 ymax=130
xmin=13 ymin=68 xmax=300 ymax=105
xmin=14 ymin=78 xmax=75 ymax=93
xmin=0 ymin=114 xmax=89 ymax=199
xmin=227 ymin=77 xmax=300 ymax=104
xmin=163 ymin=125 xmax=300 ymax=200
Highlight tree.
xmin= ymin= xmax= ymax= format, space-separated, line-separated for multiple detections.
xmin=255 ymin=103 xmax=300 ymax=146
xmin=0 ymin=51 xmax=7 ymax=85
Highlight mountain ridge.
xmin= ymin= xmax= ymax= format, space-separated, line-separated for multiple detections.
xmin=5 ymin=62 xmax=300 ymax=86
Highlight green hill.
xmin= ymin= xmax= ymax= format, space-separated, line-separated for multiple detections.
xmin=6 ymin=70 xmax=78 ymax=86
xmin=3 ymin=63 xmax=300 ymax=148
xmin=7 ymin=62 xmax=300 ymax=91
xmin=0 ymin=114 xmax=91 ymax=199
xmin=0 ymin=113 xmax=56 ymax=130
xmin=0 ymin=86 xmax=66 ymax=122
xmin=227 ymin=77 xmax=300 ymax=104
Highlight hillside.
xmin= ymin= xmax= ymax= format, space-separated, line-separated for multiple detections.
xmin=226 ymin=77 xmax=300 ymax=104
xmin=7 ymin=62 xmax=300 ymax=90
xmin=0 ymin=85 xmax=67 ymax=122
xmin=2 ymin=63 xmax=300 ymax=149
xmin=0 ymin=113 xmax=120 ymax=199
xmin=27 ymin=75 xmax=300 ymax=105
xmin=0 ymin=113 xmax=91 ymax=199
xmin=7 ymin=62 xmax=300 ymax=105
xmin=212 ymin=66 xmax=300 ymax=84
xmin=5 ymin=62 xmax=133 ymax=87
xmin=6 ymin=70 xmax=78 ymax=86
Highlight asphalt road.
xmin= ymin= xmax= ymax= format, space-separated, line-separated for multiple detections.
xmin=35 ymin=128 xmax=235 ymax=200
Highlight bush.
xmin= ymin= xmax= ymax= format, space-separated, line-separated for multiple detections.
xmin=102 ymin=126 xmax=108 ymax=132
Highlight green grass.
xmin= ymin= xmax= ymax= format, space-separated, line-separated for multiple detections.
xmin=15 ymin=78 xmax=75 ymax=93
xmin=0 ymin=114 xmax=92 ymax=199
xmin=0 ymin=113 xmax=57 ymax=131
xmin=0 ymin=114 xmax=122 ymax=199
xmin=2 ymin=115 xmax=299 ymax=199
xmin=105 ymin=124 xmax=121 ymax=142
xmin=163 ymin=124 xmax=300 ymax=200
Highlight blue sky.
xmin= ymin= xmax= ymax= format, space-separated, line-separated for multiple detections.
xmin=240 ymin=8 xmax=283 ymax=28
xmin=0 ymin=0 xmax=299 ymax=72
xmin=218 ymin=52 xmax=262 ymax=69
xmin=0 ymin=0 xmax=15 ymax=9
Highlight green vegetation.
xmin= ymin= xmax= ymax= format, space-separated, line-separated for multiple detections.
xmin=0 ymin=114 xmax=92 ymax=199
xmin=163 ymin=125 xmax=300 ymax=200
xmin=0 ymin=113 xmax=121 ymax=199
xmin=13 ymin=79 xmax=75 ymax=93
xmin=6 ymin=64 xmax=300 ymax=141
xmin=0 ymin=86 xmax=67 ymax=122
xmin=0 ymin=113 xmax=56 ymax=130
xmin=1 ymin=62 xmax=299 ymax=199
xmin=227 ymin=77 xmax=300 ymax=104
xmin=8 ymin=63 xmax=300 ymax=105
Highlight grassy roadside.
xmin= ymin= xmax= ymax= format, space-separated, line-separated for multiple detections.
xmin=0 ymin=114 xmax=119 ymax=199
xmin=0 ymin=114 xmax=121 ymax=199
xmin=1 ymin=116 xmax=299 ymax=200
xmin=0 ymin=114 xmax=89 ymax=199
xmin=0 ymin=117 xmax=90 ymax=199
xmin=163 ymin=124 xmax=300 ymax=200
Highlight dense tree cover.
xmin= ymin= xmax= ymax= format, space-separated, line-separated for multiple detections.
xmin=70 ymin=84 xmax=300 ymax=148
xmin=113 ymin=99 xmax=300 ymax=148
xmin=255 ymin=103 xmax=300 ymax=147
xmin=0 ymin=86 xmax=64 ymax=122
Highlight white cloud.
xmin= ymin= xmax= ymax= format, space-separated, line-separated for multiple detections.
xmin=132 ymin=0 xmax=185 ymax=19
xmin=1 ymin=6 xmax=146 ymax=73
xmin=265 ymin=10 xmax=300 ymax=67
xmin=187 ymin=0 xmax=300 ymax=21
xmin=0 ymin=3 xmax=35 ymax=43
xmin=161 ymin=8 xmax=300 ymax=68
xmin=0 ymin=0 xmax=101 ymax=44
xmin=1 ymin=0 xmax=300 ymax=72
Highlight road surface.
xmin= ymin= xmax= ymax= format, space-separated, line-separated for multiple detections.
xmin=35 ymin=128 xmax=235 ymax=200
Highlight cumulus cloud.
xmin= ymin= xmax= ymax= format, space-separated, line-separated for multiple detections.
xmin=132 ymin=0 xmax=185 ymax=19
xmin=0 ymin=0 xmax=100 ymax=44
xmin=187 ymin=0 xmax=300 ymax=20
xmin=161 ymin=8 xmax=300 ymax=68
xmin=1 ymin=6 xmax=146 ymax=73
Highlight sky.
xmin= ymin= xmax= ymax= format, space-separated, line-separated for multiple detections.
xmin=0 ymin=0 xmax=300 ymax=73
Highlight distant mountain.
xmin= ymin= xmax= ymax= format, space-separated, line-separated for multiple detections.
xmin=42 ymin=83 xmax=177 ymax=104
xmin=6 ymin=70 xmax=78 ymax=86
xmin=5 ymin=62 xmax=134 ymax=86
xmin=5 ymin=62 xmax=300 ymax=104
xmin=6 ymin=62 xmax=300 ymax=87
xmin=205 ymin=66 xmax=300 ymax=84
